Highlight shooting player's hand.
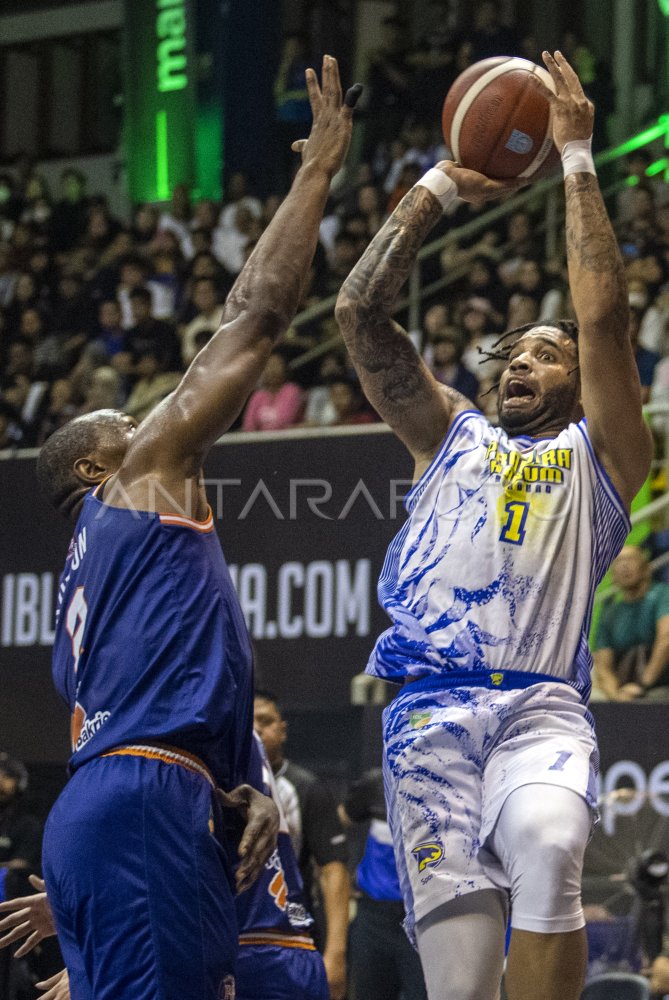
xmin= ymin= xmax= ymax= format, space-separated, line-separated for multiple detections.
xmin=217 ymin=784 xmax=280 ymax=893
xmin=0 ymin=875 xmax=56 ymax=956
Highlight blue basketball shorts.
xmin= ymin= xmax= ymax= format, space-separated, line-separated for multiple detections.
xmin=42 ymin=752 xmax=238 ymax=1000
xmin=236 ymin=940 xmax=328 ymax=1000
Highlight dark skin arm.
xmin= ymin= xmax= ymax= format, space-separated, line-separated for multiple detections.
xmin=538 ymin=51 xmax=652 ymax=507
xmin=334 ymin=166 xmax=521 ymax=479
xmin=108 ymin=58 xmax=360 ymax=518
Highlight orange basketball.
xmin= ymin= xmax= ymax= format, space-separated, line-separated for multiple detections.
xmin=441 ymin=56 xmax=560 ymax=180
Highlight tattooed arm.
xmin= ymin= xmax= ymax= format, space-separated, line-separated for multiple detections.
xmin=335 ymin=163 xmax=521 ymax=466
xmin=542 ymin=51 xmax=652 ymax=506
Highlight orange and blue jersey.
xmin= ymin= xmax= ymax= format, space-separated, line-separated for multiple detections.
xmin=52 ymin=481 xmax=254 ymax=790
xmin=235 ymin=736 xmax=328 ymax=1000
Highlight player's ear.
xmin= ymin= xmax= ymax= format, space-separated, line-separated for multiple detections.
xmin=73 ymin=456 xmax=109 ymax=484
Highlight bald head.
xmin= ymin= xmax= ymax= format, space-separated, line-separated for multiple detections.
xmin=37 ymin=410 xmax=136 ymax=519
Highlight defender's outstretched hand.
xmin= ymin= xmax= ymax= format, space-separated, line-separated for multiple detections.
xmin=0 ymin=875 xmax=56 ymax=957
xmin=36 ymin=969 xmax=70 ymax=1000
xmin=535 ymin=50 xmax=594 ymax=152
xmin=291 ymin=56 xmax=363 ymax=177
xmin=217 ymin=784 xmax=280 ymax=894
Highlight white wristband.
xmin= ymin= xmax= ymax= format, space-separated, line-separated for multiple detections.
xmin=561 ymin=137 xmax=596 ymax=178
xmin=415 ymin=168 xmax=458 ymax=211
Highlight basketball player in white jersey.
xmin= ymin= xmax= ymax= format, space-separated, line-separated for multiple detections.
xmin=334 ymin=52 xmax=652 ymax=1000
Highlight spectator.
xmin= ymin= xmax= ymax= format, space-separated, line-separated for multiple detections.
xmin=0 ymin=753 xmax=42 ymax=1000
xmin=593 ymin=546 xmax=669 ymax=702
xmin=158 ymin=183 xmax=193 ymax=257
xmin=242 ymin=352 xmax=304 ymax=432
xmin=364 ymin=17 xmax=412 ymax=162
xmin=468 ymin=1 xmax=520 ymax=62
xmin=429 ymin=328 xmax=479 ymax=400
xmin=275 ymin=33 xmax=313 ymax=191
xmin=304 ymin=352 xmax=348 ymax=426
xmin=49 ymin=168 xmax=88 ymax=252
xmin=180 ymin=277 xmax=225 ymax=365
xmin=214 ymin=204 xmax=263 ymax=276
xmin=0 ymin=399 xmax=22 ymax=449
xmin=125 ymin=286 xmax=180 ymax=370
xmin=629 ymin=304 xmax=661 ymax=404
xmin=116 ymin=255 xmax=150 ymax=328
xmin=86 ymin=299 xmax=127 ymax=364
xmin=329 ymin=375 xmax=378 ymax=426
xmin=132 ymin=203 xmax=159 ymax=248
xmin=253 ymin=692 xmax=349 ymax=1000
xmin=218 ymin=172 xmax=263 ymax=232
xmin=123 ymin=347 xmax=180 ymax=422
xmin=341 ymin=768 xmax=427 ymax=1000
xmin=37 ymin=379 xmax=77 ymax=444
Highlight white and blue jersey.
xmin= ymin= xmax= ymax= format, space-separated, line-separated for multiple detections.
xmin=368 ymin=411 xmax=630 ymax=701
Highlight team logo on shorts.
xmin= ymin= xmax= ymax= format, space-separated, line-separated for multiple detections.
xmin=409 ymin=711 xmax=433 ymax=730
xmin=218 ymin=975 xmax=235 ymax=999
xmin=412 ymin=842 xmax=444 ymax=873
xmin=505 ymin=129 xmax=533 ymax=154
xmin=490 ymin=672 xmax=504 ymax=686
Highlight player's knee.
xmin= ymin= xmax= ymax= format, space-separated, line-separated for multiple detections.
xmin=516 ymin=813 xmax=585 ymax=868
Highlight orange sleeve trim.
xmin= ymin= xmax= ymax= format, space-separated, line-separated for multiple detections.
xmin=158 ymin=506 xmax=214 ymax=532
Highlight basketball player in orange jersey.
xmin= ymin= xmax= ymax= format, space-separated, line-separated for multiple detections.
xmin=33 ymin=57 xmax=362 ymax=1000
xmin=334 ymin=52 xmax=650 ymax=1000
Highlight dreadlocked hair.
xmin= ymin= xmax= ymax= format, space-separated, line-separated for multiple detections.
xmin=477 ymin=319 xmax=579 ymax=366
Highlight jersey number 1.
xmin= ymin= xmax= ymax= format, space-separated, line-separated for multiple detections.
xmin=499 ymin=501 xmax=529 ymax=546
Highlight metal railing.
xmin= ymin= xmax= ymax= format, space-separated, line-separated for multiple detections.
xmin=288 ymin=116 xmax=669 ymax=372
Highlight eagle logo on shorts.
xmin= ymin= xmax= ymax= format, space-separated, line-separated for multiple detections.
xmin=412 ymin=842 xmax=444 ymax=872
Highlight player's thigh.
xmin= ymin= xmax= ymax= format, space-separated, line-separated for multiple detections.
xmin=480 ymin=682 xmax=598 ymax=846
xmin=236 ymin=945 xmax=328 ymax=1000
xmin=43 ymin=756 xmax=237 ymax=1000
xmin=383 ymin=690 xmax=496 ymax=938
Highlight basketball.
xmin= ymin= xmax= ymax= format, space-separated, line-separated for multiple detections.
xmin=441 ymin=56 xmax=561 ymax=180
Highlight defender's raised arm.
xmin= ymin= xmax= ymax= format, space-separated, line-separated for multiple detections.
xmin=130 ymin=57 xmax=361 ymax=476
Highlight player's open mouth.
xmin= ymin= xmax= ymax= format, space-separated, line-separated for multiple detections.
xmin=505 ymin=379 xmax=536 ymax=402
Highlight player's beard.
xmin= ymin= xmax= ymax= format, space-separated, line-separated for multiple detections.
xmin=498 ymin=379 xmax=580 ymax=437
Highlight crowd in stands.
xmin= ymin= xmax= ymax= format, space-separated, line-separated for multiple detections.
xmin=0 ymin=2 xmax=628 ymax=451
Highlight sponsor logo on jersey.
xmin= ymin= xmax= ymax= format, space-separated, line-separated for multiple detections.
xmin=505 ymin=129 xmax=533 ymax=155
xmin=412 ymin=842 xmax=444 ymax=872
xmin=71 ymin=703 xmax=111 ymax=752
xmin=269 ymin=868 xmax=288 ymax=910
xmin=484 ymin=442 xmax=573 ymax=492
xmin=409 ymin=710 xmax=433 ymax=730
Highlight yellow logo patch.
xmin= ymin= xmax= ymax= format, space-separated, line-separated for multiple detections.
xmin=490 ymin=672 xmax=504 ymax=686
xmin=412 ymin=842 xmax=444 ymax=872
